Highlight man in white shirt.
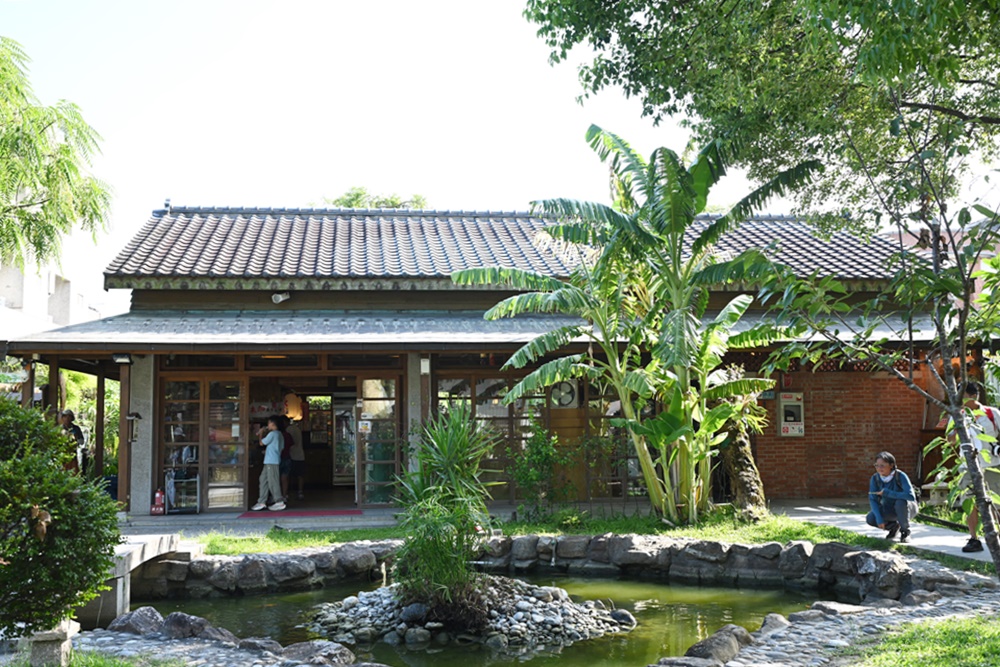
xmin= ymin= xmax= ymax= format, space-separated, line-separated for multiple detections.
xmin=950 ymin=381 xmax=1000 ymax=553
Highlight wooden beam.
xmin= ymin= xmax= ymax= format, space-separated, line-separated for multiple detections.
xmin=95 ymin=371 xmax=105 ymax=476
xmin=20 ymin=361 xmax=34 ymax=407
xmin=117 ymin=363 xmax=131 ymax=509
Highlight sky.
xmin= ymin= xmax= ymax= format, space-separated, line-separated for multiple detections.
xmin=2 ymin=1 xmax=762 ymax=314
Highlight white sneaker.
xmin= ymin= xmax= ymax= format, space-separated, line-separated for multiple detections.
xmin=251 ymin=502 xmax=267 ymax=511
xmin=268 ymin=501 xmax=286 ymax=511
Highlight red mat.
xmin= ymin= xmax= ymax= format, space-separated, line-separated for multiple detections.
xmin=237 ymin=509 xmax=364 ymax=519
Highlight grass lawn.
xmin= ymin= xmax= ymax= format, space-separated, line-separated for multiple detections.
xmin=199 ymin=509 xmax=886 ymax=555
xmin=6 ymin=652 xmax=183 ymax=667
xmin=838 ymin=616 xmax=1000 ymax=667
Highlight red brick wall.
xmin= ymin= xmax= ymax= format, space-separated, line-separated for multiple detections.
xmin=755 ymin=371 xmax=927 ymax=498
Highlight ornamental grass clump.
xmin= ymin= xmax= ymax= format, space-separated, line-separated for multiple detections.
xmin=0 ymin=397 xmax=120 ymax=638
xmin=393 ymin=403 xmax=497 ymax=630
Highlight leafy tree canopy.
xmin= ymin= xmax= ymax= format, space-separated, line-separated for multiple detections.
xmin=0 ymin=37 xmax=111 ymax=267
xmin=524 ymin=0 xmax=1000 ymax=232
xmin=323 ymin=186 xmax=427 ymax=210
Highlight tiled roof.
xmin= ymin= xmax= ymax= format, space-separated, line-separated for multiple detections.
xmin=104 ymin=207 xmax=899 ymax=287
xmin=3 ymin=308 xmax=936 ymax=353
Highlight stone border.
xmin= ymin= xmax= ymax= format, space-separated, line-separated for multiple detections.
xmin=131 ymin=534 xmax=996 ymax=605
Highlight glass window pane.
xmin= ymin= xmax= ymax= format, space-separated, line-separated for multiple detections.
xmin=206 ymin=467 xmax=244 ymax=509
xmin=163 ymin=424 xmax=200 ymax=444
xmin=208 ymin=401 xmax=241 ymax=422
xmin=162 ymin=355 xmax=236 ymax=369
xmin=437 ymin=378 xmax=471 ymax=399
xmin=209 ymin=443 xmax=244 ymax=464
xmin=164 ymin=403 xmax=200 ymax=422
xmin=209 ymin=382 xmax=242 ymax=400
xmin=360 ymin=400 xmax=395 ymax=421
xmin=164 ymin=381 xmax=199 ymax=401
xmin=361 ymin=378 xmax=396 ymax=399
xmin=246 ymin=354 xmax=319 ymax=369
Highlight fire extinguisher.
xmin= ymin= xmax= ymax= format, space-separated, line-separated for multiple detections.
xmin=151 ymin=488 xmax=166 ymax=515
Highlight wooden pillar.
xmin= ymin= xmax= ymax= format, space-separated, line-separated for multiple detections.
xmin=117 ymin=363 xmax=131 ymax=509
xmin=47 ymin=356 xmax=61 ymax=419
xmin=21 ymin=361 xmax=34 ymax=407
xmin=95 ymin=371 xmax=105 ymax=476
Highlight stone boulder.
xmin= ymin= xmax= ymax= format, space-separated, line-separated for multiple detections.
xmin=107 ymin=606 xmax=164 ymax=635
xmin=778 ymin=541 xmax=813 ymax=581
xmin=266 ymin=556 xmax=317 ymax=584
xmin=757 ymin=612 xmax=791 ymax=636
xmin=236 ymin=557 xmax=269 ymax=593
xmin=161 ymin=612 xmax=210 ymax=639
xmin=847 ymin=550 xmax=913 ymax=600
xmin=282 ymin=640 xmax=356 ymax=665
xmin=338 ymin=545 xmax=377 ymax=575
xmin=238 ymin=637 xmax=283 ymax=653
xmin=684 ymin=623 xmax=751 ymax=664
xmin=198 ymin=625 xmax=239 ymax=646
xmin=511 ymin=535 xmax=540 ymax=561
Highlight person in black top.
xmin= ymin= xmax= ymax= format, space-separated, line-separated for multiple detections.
xmin=60 ymin=408 xmax=87 ymax=473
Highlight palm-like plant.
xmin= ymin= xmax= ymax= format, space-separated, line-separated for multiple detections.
xmin=454 ymin=126 xmax=820 ymax=523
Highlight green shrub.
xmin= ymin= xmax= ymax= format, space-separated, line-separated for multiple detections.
xmin=506 ymin=418 xmax=575 ymax=520
xmin=393 ymin=404 xmax=497 ymax=629
xmin=0 ymin=397 xmax=120 ymax=638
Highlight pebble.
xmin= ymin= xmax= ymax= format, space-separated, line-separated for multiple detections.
xmin=728 ymin=586 xmax=1000 ymax=667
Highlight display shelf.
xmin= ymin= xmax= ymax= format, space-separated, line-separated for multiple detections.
xmin=165 ymin=470 xmax=200 ymax=514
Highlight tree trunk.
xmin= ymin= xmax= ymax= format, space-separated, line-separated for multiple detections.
xmin=955 ymin=416 xmax=1000 ymax=575
xmin=721 ymin=430 xmax=768 ymax=521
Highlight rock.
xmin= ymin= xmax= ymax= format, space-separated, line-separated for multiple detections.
xmin=404 ymin=627 xmax=431 ymax=644
xmin=484 ymin=536 xmax=512 ymax=558
xmin=382 ymin=631 xmax=401 ymax=646
xmin=485 ymin=633 xmax=509 ymax=650
xmin=512 ymin=535 xmax=540 ymax=560
xmin=610 ymin=609 xmax=637 ymax=629
xmin=812 ymin=600 xmax=867 ymax=615
xmin=556 ymin=535 xmax=591 ymax=559
xmin=341 ymin=595 xmax=359 ymax=610
xmin=787 ymin=609 xmax=827 ymax=623
xmin=608 ymin=535 xmax=659 ymax=567
xmin=656 ymin=657 xmax=723 ymax=666
xmin=282 ymin=639 xmax=356 ymax=665
xmin=236 ymin=557 xmax=269 ymax=593
xmin=197 ymin=625 xmax=239 ymax=646
xmin=188 ymin=558 xmax=221 ymax=579
xmin=353 ymin=626 xmax=378 ymax=644
xmin=847 ymin=550 xmax=913 ymax=600
xmin=161 ymin=612 xmax=210 ymax=639
xmin=338 ymin=545 xmax=377 ymax=575
xmin=238 ymin=637 xmax=283 ymax=653
xmin=778 ymin=541 xmax=813 ymax=579
xmin=400 ymin=602 xmax=429 ymax=623
xmin=757 ymin=612 xmax=790 ymax=635
xmin=267 ymin=556 xmax=316 ymax=583
xmin=684 ymin=624 xmax=747 ymax=663
xmin=206 ymin=561 xmax=237 ymax=591
xmin=107 ymin=606 xmax=164 ymax=635
xmin=901 ymin=589 xmax=943 ymax=605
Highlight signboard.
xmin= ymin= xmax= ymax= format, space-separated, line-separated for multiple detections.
xmin=779 ymin=391 xmax=804 ymax=437
xmin=358 ymin=420 xmax=372 ymax=435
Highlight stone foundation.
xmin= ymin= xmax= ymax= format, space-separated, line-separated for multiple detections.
xmin=129 ymin=534 xmax=995 ymax=607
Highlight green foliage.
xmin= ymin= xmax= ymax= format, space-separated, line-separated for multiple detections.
xmin=7 ymin=650 xmax=185 ymax=667
xmin=0 ymin=397 xmax=120 ymax=638
xmin=0 ymin=36 xmax=111 ymax=266
xmin=200 ymin=525 xmax=403 ymax=555
xmin=524 ymin=1 xmax=1000 ymax=230
xmin=322 ymin=186 xmax=427 ymax=210
xmin=841 ymin=616 xmax=1000 ymax=667
xmin=506 ymin=418 xmax=575 ymax=520
xmin=392 ymin=404 xmax=496 ymax=624
xmin=454 ymin=126 xmax=810 ymax=524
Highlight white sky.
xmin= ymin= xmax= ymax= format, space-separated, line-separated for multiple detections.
xmin=2 ymin=0 xmax=763 ymax=314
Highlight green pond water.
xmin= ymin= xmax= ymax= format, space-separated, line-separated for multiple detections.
xmin=143 ymin=577 xmax=836 ymax=666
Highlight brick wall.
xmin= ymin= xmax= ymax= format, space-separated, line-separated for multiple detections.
xmin=755 ymin=371 xmax=927 ymax=499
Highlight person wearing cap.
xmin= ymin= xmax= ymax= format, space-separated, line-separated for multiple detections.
xmin=59 ymin=409 xmax=87 ymax=473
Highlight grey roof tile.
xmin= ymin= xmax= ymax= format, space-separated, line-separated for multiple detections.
xmin=104 ymin=207 xmax=898 ymax=285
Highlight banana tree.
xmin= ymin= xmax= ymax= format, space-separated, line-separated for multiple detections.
xmin=454 ymin=125 xmax=820 ymax=522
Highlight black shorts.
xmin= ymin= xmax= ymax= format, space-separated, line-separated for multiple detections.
xmin=290 ymin=459 xmax=306 ymax=478
xmin=279 ymin=458 xmax=292 ymax=475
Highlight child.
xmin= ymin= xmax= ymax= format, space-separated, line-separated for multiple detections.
xmin=251 ymin=416 xmax=286 ymax=511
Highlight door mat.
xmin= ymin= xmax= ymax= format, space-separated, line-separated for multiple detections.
xmin=237 ymin=509 xmax=364 ymax=519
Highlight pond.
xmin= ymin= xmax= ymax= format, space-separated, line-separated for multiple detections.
xmin=142 ymin=576 xmax=837 ymax=666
